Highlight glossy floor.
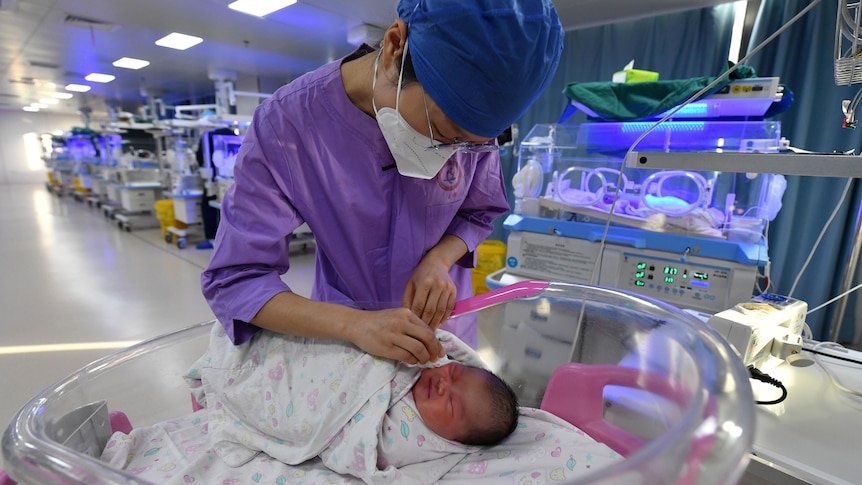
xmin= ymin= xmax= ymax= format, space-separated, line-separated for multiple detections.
xmin=0 ymin=184 xmax=316 ymax=461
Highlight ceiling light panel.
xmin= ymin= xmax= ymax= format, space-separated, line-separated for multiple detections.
xmin=51 ymin=92 xmax=74 ymax=99
xmin=155 ymin=32 xmax=203 ymax=50
xmin=65 ymin=84 xmax=91 ymax=92
xmin=113 ymin=57 xmax=150 ymax=70
xmin=228 ymin=0 xmax=297 ymax=17
xmin=85 ymin=73 xmax=115 ymax=83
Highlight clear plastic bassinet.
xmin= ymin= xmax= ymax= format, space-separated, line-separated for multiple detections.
xmin=2 ymin=281 xmax=754 ymax=485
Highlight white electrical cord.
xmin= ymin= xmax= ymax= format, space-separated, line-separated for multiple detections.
xmin=787 ymin=178 xmax=854 ymax=298
xmin=806 ymin=281 xmax=862 ymax=316
xmin=588 ymin=0 xmax=824 ymax=285
xmin=806 ymin=340 xmax=862 ymax=398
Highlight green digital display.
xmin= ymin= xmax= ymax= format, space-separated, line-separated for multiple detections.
xmin=637 ymin=262 xmax=647 ymax=270
xmin=663 ymin=266 xmax=678 ymax=275
xmin=693 ymin=272 xmax=709 ymax=280
xmin=664 ymin=276 xmax=674 ymax=283
xmin=635 ymin=271 xmax=645 ymax=278
xmin=635 ymin=280 xmax=645 ymax=286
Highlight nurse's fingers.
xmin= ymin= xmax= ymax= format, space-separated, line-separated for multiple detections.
xmin=350 ymin=308 xmax=443 ymax=364
xmin=417 ymin=291 xmax=440 ymax=327
xmin=401 ymin=284 xmax=416 ymax=312
xmin=405 ymin=279 xmax=456 ymax=327
xmin=428 ymin=292 xmax=456 ymax=331
xmin=400 ymin=321 xmax=445 ymax=363
xmin=405 ymin=287 xmax=430 ymax=325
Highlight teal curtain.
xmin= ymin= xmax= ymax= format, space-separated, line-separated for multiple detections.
xmin=490 ymin=5 xmax=736 ymax=241
xmin=517 ymin=4 xmax=736 ymax=133
xmin=746 ymin=0 xmax=862 ymax=341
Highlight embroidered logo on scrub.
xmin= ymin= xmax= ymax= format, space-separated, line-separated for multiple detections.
xmin=436 ymin=160 xmax=462 ymax=191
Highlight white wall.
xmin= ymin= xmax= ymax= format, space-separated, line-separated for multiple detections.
xmin=0 ymin=109 xmax=83 ymax=185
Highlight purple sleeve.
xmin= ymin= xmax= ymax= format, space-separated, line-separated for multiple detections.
xmin=201 ymin=104 xmax=302 ymax=344
xmin=447 ymin=153 xmax=510 ymax=268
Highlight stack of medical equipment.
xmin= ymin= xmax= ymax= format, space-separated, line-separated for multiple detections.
xmin=494 ymin=79 xmax=787 ymax=316
xmin=1 ymin=281 xmax=754 ymax=484
xmin=159 ymin=133 xmax=204 ymax=249
xmin=84 ymin=132 xmax=123 ymax=208
xmin=42 ymin=131 xmax=101 ymax=198
xmin=707 ymin=293 xmax=807 ymax=373
xmin=102 ymin=154 xmax=163 ymax=232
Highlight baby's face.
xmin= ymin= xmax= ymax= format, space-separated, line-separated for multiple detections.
xmin=411 ymin=362 xmax=491 ymax=442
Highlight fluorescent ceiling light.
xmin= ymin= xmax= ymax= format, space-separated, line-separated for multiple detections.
xmin=113 ymin=57 xmax=150 ymax=69
xmin=39 ymin=98 xmax=60 ymax=104
xmin=51 ymin=92 xmax=73 ymax=99
xmin=31 ymin=103 xmax=48 ymax=109
xmin=85 ymin=73 xmax=115 ymax=83
xmin=23 ymin=106 xmax=39 ymax=112
xmin=65 ymin=83 xmax=91 ymax=92
xmin=155 ymin=32 xmax=203 ymax=50
xmin=228 ymin=0 xmax=297 ymax=17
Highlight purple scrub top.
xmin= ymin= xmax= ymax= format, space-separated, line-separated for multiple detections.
xmin=201 ymin=47 xmax=510 ymax=345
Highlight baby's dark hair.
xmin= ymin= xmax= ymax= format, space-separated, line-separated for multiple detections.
xmin=459 ymin=368 xmax=519 ymax=447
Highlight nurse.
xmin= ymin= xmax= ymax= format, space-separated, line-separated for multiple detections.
xmin=201 ymin=0 xmax=564 ymax=364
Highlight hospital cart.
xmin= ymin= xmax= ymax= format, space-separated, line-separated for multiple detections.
xmin=2 ymin=281 xmax=754 ymax=485
xmin=162 ymin=193 xmax=203 ymax=249
xmin=100 ymin=154 xmax=163 ymax=232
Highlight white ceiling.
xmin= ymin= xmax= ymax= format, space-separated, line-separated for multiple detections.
xmin=0 ymin=0 xmax=734 ymax=120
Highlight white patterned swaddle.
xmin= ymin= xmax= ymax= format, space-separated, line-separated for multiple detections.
xmin=190 ymin=325 xmax=476 ymax=484
xmin=104 ymin=326 xmax=624 ymax=484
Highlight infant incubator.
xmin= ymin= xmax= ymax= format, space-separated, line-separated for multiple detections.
xmin=2 ymin=281 xmax=754 ymax=484
xmin=499 ymin=122 xmax=785 ymax=316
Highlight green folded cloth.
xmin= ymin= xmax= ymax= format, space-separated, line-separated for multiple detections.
xmin=563 ymin=64 xmax=757 ymax=121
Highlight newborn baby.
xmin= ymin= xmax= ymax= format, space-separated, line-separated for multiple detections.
xmin=191 ymin=326 xmax=519 ymax=483
xmin=371 ymin=361 xmax=519 ymax=473
xmin=412 ymin=362 xmax=518 ymax=446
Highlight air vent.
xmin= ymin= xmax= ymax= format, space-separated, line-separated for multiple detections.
xmin=62 ymin=13 xmax=119 ymax=32
xmin=29 ymin=60 xmax=60 ymax=70
xmin=8 ymin=78 xmax=35 ymax=85
xmin=0 ymin=93 xmax=20 ymax=98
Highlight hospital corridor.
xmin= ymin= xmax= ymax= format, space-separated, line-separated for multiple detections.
xmin=0 ymin=182 xmax=315 ymax=445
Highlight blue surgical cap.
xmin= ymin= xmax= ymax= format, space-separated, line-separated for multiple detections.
xmin=398 ymin=0 xmax=564 ymax=138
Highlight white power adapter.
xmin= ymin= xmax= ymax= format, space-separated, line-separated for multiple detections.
xmin=707 ymin=293 xmax=807 ymax=371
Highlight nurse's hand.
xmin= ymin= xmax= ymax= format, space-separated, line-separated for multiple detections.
xmin=402 ymin=255 xmax=457 ymax=331
xmin=348 ymin=308 xmax=445 ymax=365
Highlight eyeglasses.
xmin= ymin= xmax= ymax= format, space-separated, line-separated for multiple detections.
xmin=420 ymin=91 xmax=499 ymax=154
xmin=425 ymin=139 xmax=499 ymax=153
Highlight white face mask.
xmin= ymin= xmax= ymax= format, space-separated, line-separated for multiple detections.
xmin=372 ymin=41 xmax=453 ymax=179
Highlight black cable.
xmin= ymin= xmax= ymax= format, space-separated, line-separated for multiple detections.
xmin=748 ymin=366 xmax=788 ymax=405
xmin=802 ymin=347 xmax=862 ymax=366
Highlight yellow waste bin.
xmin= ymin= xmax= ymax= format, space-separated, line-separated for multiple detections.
xmin=472 ymin=240 xmax=507 ymax=295
xmin=154 ymin=199 xmax=188 ymax=235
